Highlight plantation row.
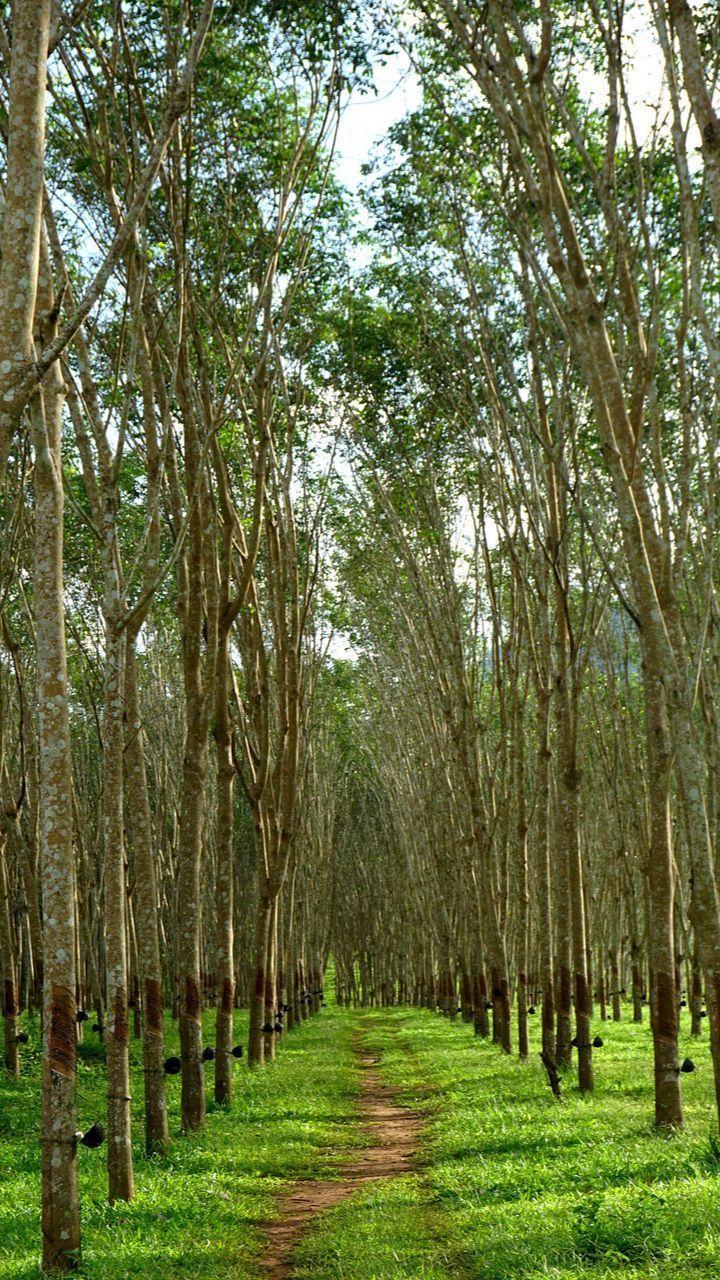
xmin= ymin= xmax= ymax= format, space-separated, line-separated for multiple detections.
xmin=2 ymin=0 xmax=720 ymax=1272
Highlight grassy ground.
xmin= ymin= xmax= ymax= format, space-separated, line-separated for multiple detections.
xmin=294 ymin=1007 xmax=720 ymax=1280
xmin=0 ymin=1008 xmax=364 ymax=1280
xmin=2 ymin=1002 xmax=719 ymax=1278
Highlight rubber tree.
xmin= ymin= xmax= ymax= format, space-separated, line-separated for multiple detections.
xmin=420 ymin=0 xmax=720 ymax=1125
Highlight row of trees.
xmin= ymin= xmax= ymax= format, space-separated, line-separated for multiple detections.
xmin=0 ymin=0 xmax=366 ymax=1269
xmin=322 ymin=0 xmax=720 ymax=1130
xmin=2 ymin=0 xmax=720 ymax=1271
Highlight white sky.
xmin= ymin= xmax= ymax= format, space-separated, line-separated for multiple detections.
xmin=334 ymin=50 xmax=422 ymax=194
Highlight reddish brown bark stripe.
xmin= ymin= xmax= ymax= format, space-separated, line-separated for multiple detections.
xmin=4 ymin=977 xmax=17 ymax=1017
xmin=49 ymin=984 xmax=76 ymax=1079
xmin=656 ymin=972 xmax=678 ymax=1042
xmin=113 ymin=991 xmax=129 ymax=1045
xmin=145 ymin=978 xmax=163 ymax=1035
xmin=185 ymin=976 xmax=202 ymax=1024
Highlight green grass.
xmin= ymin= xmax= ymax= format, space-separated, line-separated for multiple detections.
xmin=2 ymin=1002 xmax=719 ymax=1278
xmin=291 ymin=1177 xmax=460 ymax=1279
xmin=294 ymin=1007 xmax=719 ymax=1280
xmin=0 ymin=1008 xmax=363 ymax=1279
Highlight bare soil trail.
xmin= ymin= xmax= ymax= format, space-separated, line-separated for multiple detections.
xmin=257 ymin=1040 xmax=424 ymax=1279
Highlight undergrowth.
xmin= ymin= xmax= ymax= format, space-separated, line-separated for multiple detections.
xmin=0 ymin=1008 xmax=361 ymax=1280
xmin=2 ymin=1002 xmax=719 ymax=1279
xmin=313 ymin=1006 xmax=720 ymax=1280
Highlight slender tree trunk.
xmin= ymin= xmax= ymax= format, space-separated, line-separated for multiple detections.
xmin=263 ymin=900 xmax=278 ymax=1062
xmin=248 ymin=883 xmax=272 ymax=1067
xmin=555 ymin=850 xmax=573 ymax=1067
xmin=177 ymin=727 xmax=207 ymax=1130
xmin=125 ymin=636 xmax=169 ymax=1154
xmin=460 ymin=962 xmax=473 ymax=1023
xmin=472 ymin=954 xmax=489 ymax=1038
xmin=631 ymin=942 xmax=644 ymax=1024
xmin=474 ymin=855 xmax=511 ymax=1052
xmin=645 ymin=666 xmax=684 ymax=1128
xmin=536 ymin=671 xmax=556 ymax=1064
xmin=21 ymin=748 xmax=43 ymax=1006
xmin=0 ymin=0 xmax=53 ymax=1098
xmin=550 ymin=458 xmax=592 ymax=1088
xmin=611 ymin=950 xmax=622 ymax=1022
xmin=103 ymin=542 xmax=133 ymax=1201
xmin=598 ymin=952 xmax=607 ymax=1022
xmin=691 ymin=955 xmax=703 ymax=1038
xmin=671 ymin=713 xmax=720 ymax=1124
xmin=515 ymin=695 xmax=529 ymax=1060
xmin=174 ymin=352 xmax=210 ymax=1132
xmin=213 ymin=615 xmax=235 ymax=1103
xmin=0 ymin=1 xmax=52 ymax=469
xmin=0 ymin=839 xmax=19 ymax=1075
xmin=34 ymin=338 xmax=82 ymax=1270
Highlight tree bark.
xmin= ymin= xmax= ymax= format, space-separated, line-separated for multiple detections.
xmin=33 ymin=326 xmax=82 ymax=1269
xmin=0 ymin=1 xmax=52 ymax=472
xmin=645 ymin=665 xmax=684 ymax=1128
xmin=248 ymin=884 xmax=272 ymax=1066
xmin=103 ymin=533 xmax=133 ymax=1201
xmin=0 ymin=838 xmax=19 ymax=1075
xmin=124 ymin=636 xmax=169 ymax=1154
xmin=213 ymin=619 xmax=235 ymax=1103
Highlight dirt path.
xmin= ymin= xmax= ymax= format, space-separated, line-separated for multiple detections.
xmin=257 ymin=1044 xmax=423 ymax=1279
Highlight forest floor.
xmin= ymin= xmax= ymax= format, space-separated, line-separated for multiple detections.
xmin=2 ymin=1003 xmax=720 ymax=1279
xmin=257 ymin=1038 xmax=423 ymax=1277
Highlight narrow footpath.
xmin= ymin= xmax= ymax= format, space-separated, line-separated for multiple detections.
xmin=257 ymin=1040 xmax=423 ymax=1279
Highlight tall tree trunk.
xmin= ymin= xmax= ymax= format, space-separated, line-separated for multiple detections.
xmin=248 ymin=878 xmax=272 ymax=1066
xmin=34 ymin=330 xmax=82 ymax=1269
xmin=103 ymin=540 xmax=134 ymax=1201
xmin=176 ymin=724 xmax=207 ymax=1130
xmin=691 ymin=953 xmax=703 ymax=1038
xmin=645 ymin=665 xmax=684 ymax=1128
xmin=21 ymin=742 xmax=43 ymax=1006
xmin=472 ymin=963 xmax=489 ymax=1038
xmin=536 ymin=662 xmax=556 ymax=1064
xmin=0 ymin=838 xmax=19 ymax=1075
xmin=0 ymin=1 xmax=52 ymax=471
xmin=263 ymin=899 xmax=279 ymax=1062
xmin=631 ymin=941 xmax=644 ymax=1024
xmin=670 ymin=707 xmax=720 ymax=1125
xmin=125 ymin=636 xmax=169 ymax=1154
xmin=213 ymin=621 xmax=235 ymax=1103
xmin=554 ymin=832 xmax=573 ymax=1068
xmin=174 ymin=341 xmax=210 ymax=1132
xmin=611 ymin=949 xmax=622 ymax=1023
xmin=474 ymin=860 xmax=511 ymax=1052
xmin=515 ymin=694 xmax=529 ymax=1061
